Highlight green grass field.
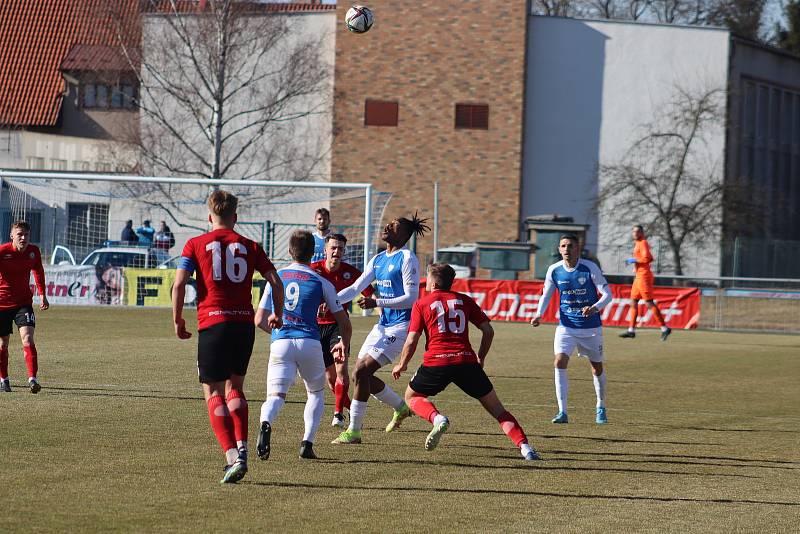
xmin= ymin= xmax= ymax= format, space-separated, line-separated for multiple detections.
xmin=1 ymin=307 xmax=799 ymax=533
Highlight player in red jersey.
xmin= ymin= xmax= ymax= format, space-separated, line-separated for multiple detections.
xmin=172 ymin=190 xmax=284 ymax=484
xmin=0 ymin=221 xmax=49 ymax=394
xmin=392 ymin=263 xmax=541 ymax=460
xmin=310 ymin=233 xmax=374 ymax=428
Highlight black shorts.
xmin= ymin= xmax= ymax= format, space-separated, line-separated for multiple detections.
xmin=409 ymin=363 xmax=494 ymax=399
xmin=319 ymin=322 xmax=342 ymax=368
xmin=197 ymin=321 xmax=255 ymax=383
xmin=0 ymin=306 xmax=35 ymax=337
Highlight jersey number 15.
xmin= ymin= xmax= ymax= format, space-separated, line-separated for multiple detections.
xmin=430 ymin=299 xmax=465 ymax=334
xmin=206 ymin=241 xmax=247 ymax=283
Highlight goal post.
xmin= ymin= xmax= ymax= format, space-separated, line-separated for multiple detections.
xmin=0 ymin=170 xmax=386 ymax=274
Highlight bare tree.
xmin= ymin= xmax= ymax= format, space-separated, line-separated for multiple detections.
xmin=597 ymin=86 xmax=759 ymax=275
xmin=99 ymin=0 xmax=334 ymax=230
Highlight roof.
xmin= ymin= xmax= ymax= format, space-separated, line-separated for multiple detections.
xmin=61 ymin=44 xmax=133 ymax=73
xmin=145 ymin=1 xmax=337 ymax=14
xmin=0 ymin=0 xmax=139 ymax=127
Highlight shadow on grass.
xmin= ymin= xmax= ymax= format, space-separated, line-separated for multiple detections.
xmin=547 ymin=449 xmax=800 ymax=468
xmin=240 ymin=480 xmax=800 ymax=507
xmin=311 ymin=457 xmax=758 ymax=478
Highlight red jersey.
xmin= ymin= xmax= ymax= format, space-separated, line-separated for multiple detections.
xmin=409 ymin=290 xmax=490 ymax=367
xmin=310 ymin=259 xmax=374 ymax=325
xmin=0 ymin=242 xmax=46 ymax=309
xmin=180 ymin=228 xmax=275 ymax=329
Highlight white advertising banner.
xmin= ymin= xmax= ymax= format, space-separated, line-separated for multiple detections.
xmin=30 ymin=265 xmax=125 ymax=306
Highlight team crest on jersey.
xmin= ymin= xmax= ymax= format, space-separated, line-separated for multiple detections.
xmin=387 ymin=264 xmax=395 ymax=272
xmin=29 ymin=252 xmax=35 ymax=259
xmin=343 ymin=272 xmax=352 ymax=280
xmin=577 ymin=275 xmax=587 ymax=286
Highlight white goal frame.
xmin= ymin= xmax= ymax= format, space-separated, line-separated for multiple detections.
xmin=0 ymin=170 xmax=375 ymax=272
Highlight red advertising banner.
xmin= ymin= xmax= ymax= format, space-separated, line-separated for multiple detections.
xmin=432 ymin=279 xmax=700 ymax=329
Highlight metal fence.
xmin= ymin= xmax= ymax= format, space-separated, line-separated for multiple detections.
xmin=612 ymin=274 xmax=800 ymax=334
xmin=264 ymin=222 xmax=367 ymax=267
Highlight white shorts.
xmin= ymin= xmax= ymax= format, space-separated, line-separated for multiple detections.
xmin=357 ymin=322 xmax=409 ymax=367
xmin=554 ymin=326 xmax=604 ymax=362
xmin=267 ymin=338 xmax=326 ymax=395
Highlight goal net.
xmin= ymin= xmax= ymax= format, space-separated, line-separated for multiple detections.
xmin=0 ymin=171 xmax=390 ymax=302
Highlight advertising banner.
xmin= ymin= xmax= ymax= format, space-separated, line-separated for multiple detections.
xmin=122 ymin=269 xmax=267 ymax=308
xmin=31 ymin=265 xmax=118 ymax=306
xmin=434 ymin=279 xmax=700 ymax=329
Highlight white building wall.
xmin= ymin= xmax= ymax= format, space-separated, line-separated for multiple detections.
xmin=522 ymin=17 xmax=730 ymax=277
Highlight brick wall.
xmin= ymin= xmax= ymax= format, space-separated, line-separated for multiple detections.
xmin=330 ymin=0 xmax=529 ymax=261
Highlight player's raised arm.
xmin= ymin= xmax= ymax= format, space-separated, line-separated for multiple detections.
xmin=337 ymin=256 xmax=376 ymax=303
xmin=375 ymin=251 xmax=420 ymax=309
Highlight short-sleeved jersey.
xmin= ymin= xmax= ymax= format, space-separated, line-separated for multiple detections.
xmin=372 ymin=248 xmax=419 ymax=326
xmin=0 ymin=243 xmax=46 ymax=310
xmin=310 ymin=259 xmax=374 ymax=325
xmin=179 ymin=228 xmax=275 ymax=330
xmin=311 ymin=231 xmax=328 ymax=263
xmin=409 ymin=290 xmax=489 ymax=367
xmin=258 ymin=263 xmax=342 ymax=341
xmin=633 ymin=239 xmax=654 ymax=278
xmin=546 ymin=259 xmax=607 ymax=329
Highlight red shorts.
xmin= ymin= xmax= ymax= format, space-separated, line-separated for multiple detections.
xmin=631 ymin=276 xmax=654 ymax=300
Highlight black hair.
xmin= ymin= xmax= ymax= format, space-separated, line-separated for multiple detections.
xmin=325 ymin=233 xmax=347 ymax=244
xmin=315 ymin=208 xmax=330 ymax=218
xmin=559 ymin=233 xmax=579 ymax=245
xmin=398 ymin=211 xmax=431 ymax=240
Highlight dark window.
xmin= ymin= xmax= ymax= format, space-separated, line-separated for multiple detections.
xmin=1 ymin=211 xmax=42 ymax=243
xmin=455 ymin=103 xmax=489 ymax=130
xmin=83 ymin=84 xmax=96 ymax=107
xmin=364 ymin=100 xmax=399 ymax=127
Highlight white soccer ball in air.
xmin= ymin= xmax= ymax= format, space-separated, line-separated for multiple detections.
xmin=345 ymin=5 xmax=374 ymax=34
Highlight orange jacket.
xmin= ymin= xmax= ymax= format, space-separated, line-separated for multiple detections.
xmin=633 ymin=239 xmax=653 ymax=277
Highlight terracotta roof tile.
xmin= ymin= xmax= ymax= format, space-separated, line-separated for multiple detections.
xmin=0 ymin=0 xmax=139 ymax=127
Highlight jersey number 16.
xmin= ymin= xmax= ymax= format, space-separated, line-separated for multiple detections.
xmin=430 ymin=299 xmax=465 ymax=334
xmin=205 ymin=241 xmax=247 ymax=283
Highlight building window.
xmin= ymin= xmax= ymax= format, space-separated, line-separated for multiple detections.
xmin=1 ymin=210 xmax=42 ymax=243
xmin=27 ymin=157 xmax=45 ymax=170
xmin=51 ymin=159 xmax=68 ymax=171
xmin=83 ymin=84 xmax=96 ymax=107
xmin=455 ymin=103 xmax=489 ymax=130
xmin=72 ymin=161 xmax=91 ymax=171
xmin=82 ymin=83 xmax=137 ymax=110
xmin=364 ymin=100 xmax=399 ymax=127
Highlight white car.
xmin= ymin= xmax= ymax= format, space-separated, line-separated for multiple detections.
xmin=51 ymin=244 xmax=171 ymax=269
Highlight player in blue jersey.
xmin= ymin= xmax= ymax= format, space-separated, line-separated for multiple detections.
xmin=311 ymin=208 xmax=331 ymax=263
xmin=332 ymin=213 xmax=430 ymax=444
xmin=530 ymin=234 xmax=612 ymax=425
xmin=255 ymin=230 xmax=352 ymax=460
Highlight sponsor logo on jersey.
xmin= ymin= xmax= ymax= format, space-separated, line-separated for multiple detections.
xmin=557 ymin=280 xmax=568 ymax=284
xmin=3 ymin=254 xmax=11 ymax=259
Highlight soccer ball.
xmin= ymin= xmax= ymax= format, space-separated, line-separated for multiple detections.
xmin=345 ymin=5 xmax=374 ymax=34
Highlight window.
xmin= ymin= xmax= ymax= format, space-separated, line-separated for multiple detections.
xmin=51 ymin=159 xmax=68 ymax=171
xmin=455 ymin=103 xmax=489 ymax=130
xmin=27 ymin=157 xmax=45 ymax=170
xmin=83 ymin=84 xmax=96 ymax=107
xmin=1 ymin=211 xmax=42 ymax=243
xmin=364 ymin=100 xmax=399 ymax=127
xmin=72 ymin=161 xmax=91 ymax=171
xmin=96 ymin=85 xmax=108 ymax=108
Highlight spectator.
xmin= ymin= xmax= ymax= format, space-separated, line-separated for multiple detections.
xmin=121 ymin=220 xmax=139 ymax=244
xmin=154 ymin=221 xmax=175 ymax=251
xmin=136 ymin=220 xmax=155 ymax=246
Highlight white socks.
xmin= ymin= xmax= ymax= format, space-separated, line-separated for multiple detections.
xmin=303 ymin=389 xmax=325 ymax=443
xmin=554 ymin=368 xmax=569 ymax=413
xmin=225 ymin=447 xmax=239 ymax=465
xmin=627 ymin=327 xmax=635 ymax=333
xmin=349 ymin=399 xmax=368 ymax=431
xmin=260 ymin=395 xmax=285 ymax=424
xmin=372 ymin=385 xmax=405 ymax=411
xmin=433 ymin=413 xmax=448 ymax=426
xmin=593 ymin=372 xmax=606 ymax=409
xmin=520 ymin=443 xmax=534 ymax=458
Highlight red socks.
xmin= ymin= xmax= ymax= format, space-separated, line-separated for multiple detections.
xmin=225 ymin=389 xmax=248 ymax=443
xmin=23 ymin=344 xmax=37 ymax=378
xmin=207 ymin=395 xmax=237 ymax=452
xmin=0 ymin=348 xmax=8 ymax=379
xmin=334 ymin=379 xmax=351 ymax=413
xmin=408 ymin=395 xmax=439 ymax=424
xmin=497 ymin=411 xmax=528 ymax=447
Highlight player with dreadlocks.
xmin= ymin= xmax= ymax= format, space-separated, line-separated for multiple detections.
xmin=332 ymin=213 xmax=430 ymax=444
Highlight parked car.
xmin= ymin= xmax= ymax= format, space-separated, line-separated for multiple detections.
xmin=51 ymin=242 xmax=171 ymax=269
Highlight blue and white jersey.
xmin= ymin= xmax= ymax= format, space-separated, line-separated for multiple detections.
xmin=258 ymin=263 xmax=342 ymax=341
xmin=537 ymin=259 xmax=611 ymax=330
xmin=338 ymin=246 xmax=420 ymax=327
xmin=311 ymin=231 xmax=328 ymax=263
